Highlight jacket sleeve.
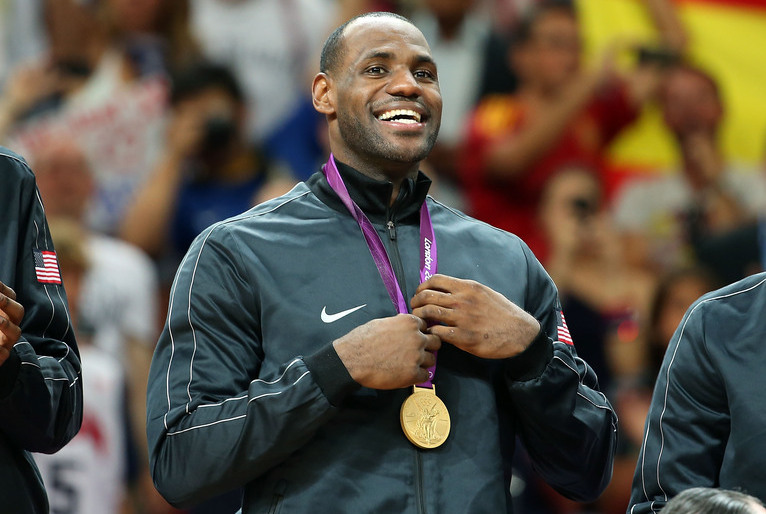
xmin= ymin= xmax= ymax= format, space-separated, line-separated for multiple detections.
xmin=627 ymin=301 xmax=726 ymax=514
xmin=146 ymin=223 xmax=353 ymax=508
xmin=503 ymin=242 xmax=618 ymax=502
xmin=0 ymin=151 xmax=83 ymax=454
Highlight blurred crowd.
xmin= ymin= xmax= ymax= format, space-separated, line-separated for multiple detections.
xmin=2 ymin=0 xmax=765 ymax=513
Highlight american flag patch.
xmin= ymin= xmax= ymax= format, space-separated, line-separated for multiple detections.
xmin=557 ymin=311 xmax=573 ymax=345
xmin=34 ymin=249 xmax=62 ymax=284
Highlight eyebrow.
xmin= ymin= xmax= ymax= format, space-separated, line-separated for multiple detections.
xmin=360 ymin=50 xmax=436 ymax=66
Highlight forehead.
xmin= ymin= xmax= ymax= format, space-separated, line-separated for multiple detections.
xmin=666 ymin=70 xmax=715 ymax=94
xmin=341 ymin=17 xmax=433 ymax=67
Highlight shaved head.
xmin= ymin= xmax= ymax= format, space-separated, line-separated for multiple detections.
xmin=319 ymin=11 xmax=415 ymax=75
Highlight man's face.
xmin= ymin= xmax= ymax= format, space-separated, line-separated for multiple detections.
xmin=662 ymin=69 xmax=722 ymax=136
xmin=321 ymin=17 xmax=442 ymax=170
xmin=525 ymin=11 xmax=581 ymax=92
xmin=34 ymin=144 xmax=94 ymax=220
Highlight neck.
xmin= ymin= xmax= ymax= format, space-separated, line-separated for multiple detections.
xmin=331 ymin=153 xmax=420 ymax=205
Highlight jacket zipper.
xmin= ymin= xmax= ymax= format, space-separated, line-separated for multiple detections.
xmin=385 ymin=218 xmax=408 ymax=300
xmin=386 ymin=215 xmax=427 ymax=514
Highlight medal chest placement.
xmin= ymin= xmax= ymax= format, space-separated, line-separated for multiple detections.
xmin=322 ymin=155 xmax=451 ymax=449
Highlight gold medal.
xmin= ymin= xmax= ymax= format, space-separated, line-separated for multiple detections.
xmin=400 ymin=385 xmax=451 ymax=449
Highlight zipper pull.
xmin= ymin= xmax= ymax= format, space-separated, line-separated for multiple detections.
xmin=386 ymin=220 xmax=397 ymax=241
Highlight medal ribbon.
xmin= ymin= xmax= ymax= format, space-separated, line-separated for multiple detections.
xmin=322 ymin=154 xmax=437 ymax=389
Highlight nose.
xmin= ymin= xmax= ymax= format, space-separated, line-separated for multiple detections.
xmin=385 ymin=66 xmax=422 ymax=99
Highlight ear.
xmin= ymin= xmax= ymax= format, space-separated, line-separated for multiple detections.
xmin=312 ymin=72 xmax=335 ymax=116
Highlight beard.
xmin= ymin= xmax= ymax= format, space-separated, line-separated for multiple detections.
xmin=336 ymin=109 xmax=440 ymax=165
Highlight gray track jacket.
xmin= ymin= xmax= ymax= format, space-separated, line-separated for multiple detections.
xmin=0 ymin=147 xmax=83 ymax=513
xmin=629 ymin=272 xmax=766 ymax=513
xmin=147 ymin=162 xmax=617 ymax=513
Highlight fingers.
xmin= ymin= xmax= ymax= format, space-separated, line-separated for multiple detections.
xmin=0 ymin=313 xmax=22 ymax=346
xmin=0 ymin=281 xmax=16 ymax=301
xmin=414 ymin=274 xmax=455 ymax=295
xmin=0 ymin=288 xmax=24 ymax=326
xmin=423 ymin=333 xmax=441 ymax=352
xmin=410 ymin=287 xmax=453 ymax=310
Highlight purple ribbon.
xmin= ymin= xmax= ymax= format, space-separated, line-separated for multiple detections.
xmin=323 ymin=154 xmax=438 ymax=389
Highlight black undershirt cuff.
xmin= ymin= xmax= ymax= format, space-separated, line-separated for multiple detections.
xmin=303 ymin=343 xmax=360 ymax=406
xmin=505 ymin=328 xmax=554 ymax=382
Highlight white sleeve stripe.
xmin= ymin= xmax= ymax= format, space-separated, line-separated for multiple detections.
xmin=166 ymin=371 xmax=310 ymax=436
xmin=161 ymin=192 xmax=312 ymax=431
xmin=640 ymin=275 xmax=766 ymax=506
xmin=195 ymin=359 xmax=304 ymax=410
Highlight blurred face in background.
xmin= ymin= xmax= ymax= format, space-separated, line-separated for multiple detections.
xmin=105 ymin=0 xmax=166 ymax=34
xmin=539 ymin=166 xmax=603 ymax=257
xmin=661 ymin=68 xmax=723 ymax=137
xmin=33 ymin=143 xmax=94 ymax=221
xmin=423 ymin=0 xmax=477 ymax=26
xmin=515 ymin=9 xmax=581 ymax=94
xmin=655 ymin=272 xmax=713 ymax=349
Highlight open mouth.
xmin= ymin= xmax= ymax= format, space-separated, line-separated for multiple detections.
xmin=376 ymin=109 xmax=424 ymax=124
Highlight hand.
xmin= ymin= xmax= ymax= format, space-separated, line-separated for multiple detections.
xmin=0 ymin=281 xmax=24 ymax=366
xmin=0 ymin=60 xmax=61 ymax=118
xmin=410 ymin=275 xmax=540 ymax=360
xmin=333 ymin=314 xmax=441 ymax=390
xmin=165 ymin=102 xmax=206 ymax=160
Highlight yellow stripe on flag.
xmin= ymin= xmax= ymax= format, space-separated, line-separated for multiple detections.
xmin=578 ymin=0 xmax=766 ymax=173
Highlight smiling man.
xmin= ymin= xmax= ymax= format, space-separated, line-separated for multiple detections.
xmin=146 ymin=12 xmax=617 ymax=513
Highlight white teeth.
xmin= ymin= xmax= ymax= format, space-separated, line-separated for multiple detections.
xmin=377 ymin=109 xmax=422 ymax=123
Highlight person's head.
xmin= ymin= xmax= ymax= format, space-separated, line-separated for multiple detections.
xmin=647 ymin=266 xmax=717 ymax=369
xmin=170 ymin=61 xmax=247 ymax=157
xmin=312 ymin=12 xmax=442 ymax=182
xmin=100 ymin=0 xmax=196 ymax=72
xmin=660 ymin=65 xmax=723 ymax=139
xmin=511 ymin=1 xmax=580 ymax=94
xmin=662 ymin=487 xmax=766 ymax=514
xmin=44 ymin=0 xmax=107 ymax=75
xmin=538 ymin=165 xmax=602 ymax=254
xmin=423 ymin=0 xmax=478 ymax=37
xmin=32 ymin=138 xmax=95 ymax=222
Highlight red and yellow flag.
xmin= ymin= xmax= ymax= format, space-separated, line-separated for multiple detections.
xmin=578 ymin=0 xmax=766 ymax=175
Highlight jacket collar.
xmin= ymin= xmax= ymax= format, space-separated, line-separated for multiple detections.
xmin=307 ymin=158 xmax=432 ymax=225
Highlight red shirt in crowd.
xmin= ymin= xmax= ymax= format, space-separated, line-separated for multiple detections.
xmin=460 ymin=83 xmax=637 ymax=259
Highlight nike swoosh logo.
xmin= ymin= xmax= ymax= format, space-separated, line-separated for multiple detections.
xmin=321 ymin=304 xmax=367 ymax=323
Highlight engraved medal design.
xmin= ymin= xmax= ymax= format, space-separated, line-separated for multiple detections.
xmin=400 ymin=385 xmax=451 ymax=449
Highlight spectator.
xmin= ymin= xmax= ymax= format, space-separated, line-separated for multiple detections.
xmin=459 ymin=0 xmax=667 ymax=258
xmin=120 ymin=60 xmax=297 ymax=268
xmin=0 ymin=146 xmax=83 ymax=514
xmin=410 ymin=0 xmax=500 ymax=188
xmin=602 ymin=265 xmax=716 ymax=513
xmin=614 ymin=64 xmax=766 ymax=275
xmin=661 ymin=487 xmax=766 ymax=514
xmin=30 ymin=139 xmax=166 ymax=513
xmin=539 ymin=165 xmax=655 ymax=394
xmin=189 ymin=0 xmax=337 ymax=146
xmin=32 ymin=217 xmax=131 ymax=514
xmin=0 ymin=0 xmax=46 ymax=88
xmin=1 ymin=0 xmax=181 ymax=235
xmin=529 ymin=165 xmax=656 ymax=513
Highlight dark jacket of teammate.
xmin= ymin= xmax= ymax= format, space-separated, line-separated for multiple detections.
xmin=629 ymin=272 xmax=766 ymax=513
xmin=147 ymin=162 xmax=617 ymax=513
xmin=0 ymin=148 xmax=83 ymax=513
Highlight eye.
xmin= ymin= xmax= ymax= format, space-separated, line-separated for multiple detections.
xmin=365 ymin=65 xmax=387 ymax=75
xmin=414 ymin=69 xmax=436 ymax=81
